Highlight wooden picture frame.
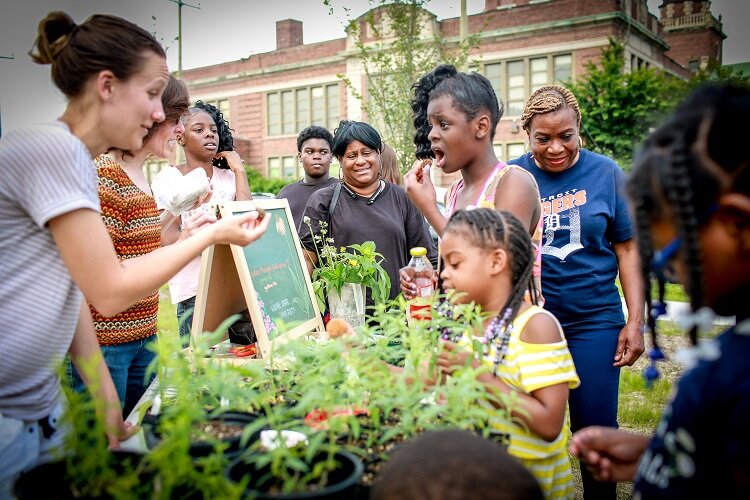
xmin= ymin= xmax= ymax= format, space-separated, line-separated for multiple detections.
xmin=191 ymin=199 xmax=323 ymax=361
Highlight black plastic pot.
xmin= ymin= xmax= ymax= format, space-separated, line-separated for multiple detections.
xmin=227 ymin=450 xmax=363 ymax=499
xmin=14 ymin=450 xmax=149 ymax=499
xmin=144 ymin=410 xmax=261 ymax=458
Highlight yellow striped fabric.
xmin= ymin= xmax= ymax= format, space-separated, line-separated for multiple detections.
xmin=461 ymin=305 xmax=579 ymax=499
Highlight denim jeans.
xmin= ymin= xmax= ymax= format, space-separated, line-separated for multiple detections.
xmin=0 ymin=398 xmax=66 ymax=498
xmin=68 ymin=335 xmax=157 ymax=418
xmin=566 ymin=326 xmax=622 ymax=500
xmin=176 ymin=296 xmax=196 ymax=344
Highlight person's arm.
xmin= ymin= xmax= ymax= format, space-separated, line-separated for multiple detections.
xmin=570 ymin=426 xmax=650 ymax=482
xmin=404 ymin=162 xmax=447 ymax=237
xmin=613 ymin=239 xmax=645 ymax=367
xmin=49 ymin=208 xmax=269 ymax=317
xmin=68 ymin=302 xmax=137 ymax=448
xmin=493 ymin=168 xmax=540 ymax=236
xmin=437 ymin=312 xmax=572 ymax=441
xmin=218 ymin=151 xmax=252 ymax=201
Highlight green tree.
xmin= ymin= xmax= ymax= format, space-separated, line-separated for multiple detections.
xmin=567 ymin=38 xmax=683 ymax=169
xmin=683 ymin=59 xmax=750 ymax=90
xmin=245 ymin=166 xmax=293 ymax=195
xmin=325 ymin=0 xmax=477 ymax=173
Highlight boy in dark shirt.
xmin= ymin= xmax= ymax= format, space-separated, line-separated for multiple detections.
xmin=277 ymin=126 xmax=337 ymax=226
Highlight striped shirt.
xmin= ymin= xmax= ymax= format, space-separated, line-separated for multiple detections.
xmin=0 ymin=122 xmax=99 ymax=420
xmin=91 ymin=155 xmax=160 ymax=345
xmin=463 ymin=305 xmax=579 ymax=499
xmin=483 ymin=306 xmax=579 ymax=460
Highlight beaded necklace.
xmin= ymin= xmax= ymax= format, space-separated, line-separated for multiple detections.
xmin=484 ymin=308 xmax=514 ymax=376
xmin=438 ymin=300 xmax=515 ymax=377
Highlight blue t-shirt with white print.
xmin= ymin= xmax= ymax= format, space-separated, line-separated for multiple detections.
xmin=509 ymin=149 xmax=633 ymax=331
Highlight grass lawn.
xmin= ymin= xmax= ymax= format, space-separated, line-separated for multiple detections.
xmin=616 ymin=278 xmax=690 ymax=302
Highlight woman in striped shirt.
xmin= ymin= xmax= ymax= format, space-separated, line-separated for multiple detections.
xmin=437 ymin=208 xmax=579 ymax=499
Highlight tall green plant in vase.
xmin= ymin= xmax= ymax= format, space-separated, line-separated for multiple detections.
xmin=302 ymin=217 xmax=390 ymax=325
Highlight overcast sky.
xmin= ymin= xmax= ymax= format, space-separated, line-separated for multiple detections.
xmin=0 ymin=0 xmax=746 ymax=133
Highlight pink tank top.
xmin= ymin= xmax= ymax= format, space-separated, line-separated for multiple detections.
xmin=445 ymin=163 xmax=544 ymax=303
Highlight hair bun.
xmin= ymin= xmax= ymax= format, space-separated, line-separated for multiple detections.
xmin=30 ymin=11 xmax=77 ymax=64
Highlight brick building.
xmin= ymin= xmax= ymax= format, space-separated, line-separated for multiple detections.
xmin=176 ymin=0 xmax=723 ymax=187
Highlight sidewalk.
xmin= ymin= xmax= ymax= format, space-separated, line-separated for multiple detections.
xmin=622 ymin=299 xmax=735 ymax=327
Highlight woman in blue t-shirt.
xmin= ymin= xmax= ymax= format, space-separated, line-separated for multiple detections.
xmin=508 ymin=85 xmax=644 ymax=499
xmin=571 ymin=84 xmax=750 ymax=498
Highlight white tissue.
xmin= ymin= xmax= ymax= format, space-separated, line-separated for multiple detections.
xmin=259 ymin=430 xmax=309 ymax=451
xmin=152 ymin=167 xmax=211 ymax=216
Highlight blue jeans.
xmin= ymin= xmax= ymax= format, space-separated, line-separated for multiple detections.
xmin=176 ymin=296 xmax=196 ymax=344
xmin=566 ymin=326 xmax=621 ymax=500
xmin=68 ymin=336 xmax=157 ymax=418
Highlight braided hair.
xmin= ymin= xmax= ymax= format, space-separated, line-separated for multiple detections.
xmin=411 ymin=64 xmax=503 ymax=159
xmin=445 ymin=208 xmax=537 ymax=362
xmin=628 ymin=84 xmax=750 ymax=346
xmin=189 ymin=100 xmax=235 ymax=169
xmin=520 ymin=85 xmax=581 ymax=132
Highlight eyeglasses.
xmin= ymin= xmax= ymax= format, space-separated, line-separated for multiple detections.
xmin=651 ymin=237 xmax=681 ymax=283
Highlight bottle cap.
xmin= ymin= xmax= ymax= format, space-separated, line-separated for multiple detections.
xmin=410 ymin=247 xmax=427 ymax=257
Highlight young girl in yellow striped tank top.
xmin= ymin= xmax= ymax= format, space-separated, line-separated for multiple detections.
xmin=437 ymin=207 xmax=579 ymax=499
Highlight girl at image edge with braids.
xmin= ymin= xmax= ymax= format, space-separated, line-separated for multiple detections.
xmin=570 ymin=84 xmax=750 ymax=497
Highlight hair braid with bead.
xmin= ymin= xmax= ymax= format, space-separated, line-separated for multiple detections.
xmin=520 ymin=85 xmax=581 ymax=131
xmin=628 ymin=84 xmax=750 ymax=346
xmin=411 ymin=64 xmax=503 ymax=160
xmin=445 ymin=208 xmax=536 ymax=349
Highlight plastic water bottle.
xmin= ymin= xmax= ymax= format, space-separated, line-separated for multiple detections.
xmin=406 ymin=247 xmax=435 ymax=326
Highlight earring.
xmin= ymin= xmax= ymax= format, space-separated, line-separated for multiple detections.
xmin=578 ymin=136 xmax=583 ymax=149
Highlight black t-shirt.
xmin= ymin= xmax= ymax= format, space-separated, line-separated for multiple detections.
xmin=298 ymin=181 xmax=438 ymax=306
xmin=276 ymin=177 xmax=338 ymax=228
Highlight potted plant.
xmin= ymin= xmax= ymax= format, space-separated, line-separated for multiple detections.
xmin=302 ymin=217 xmax=390 ymax=327
xmin=324 ymin=294 xmax=515 ymax=490
xmin=226 ymin=338 xmax=367 ymax=498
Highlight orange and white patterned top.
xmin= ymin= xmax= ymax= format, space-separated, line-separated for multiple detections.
xmin=91 ymin=155 xmax=161 ymax=345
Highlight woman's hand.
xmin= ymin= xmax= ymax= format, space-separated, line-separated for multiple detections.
xmin=570 ymin=426 xmax=650 ymax=482
xmin=399 ymin=266 xmax=417 ymax=300
xmin=216 ymin=151 xmax=245 ymax=174
xmin=404 ymin=160 xmax=438 ymax=212
xmin=105 ymin=411 xmax=138 ymax=449
xmin=613 ymin=321 xmax=644 ymax=367
xmin=178 ymin=209 xmax=217 ymax=241
xmin=211 ymin=209 xmax=270 ymax=247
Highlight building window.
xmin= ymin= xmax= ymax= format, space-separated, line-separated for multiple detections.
xmin=267 ymin=84 xmax=340 ymax=137
xmin=203 ymin=98 xmax=230 ymax=123
xmin=506 ymin=143 xmax=525 ymax=161
xmin=481 ymin=53 xmax=572 ymax=117
xmin=493 ymin=143 xmax=504 ymax=160
xmin=268 ymin=156 xmax=302 ymax=179
xmin=506 ymin=60 xmax=526 ymax=116
xmin=553 ymin=54 xmax=572 ymax=83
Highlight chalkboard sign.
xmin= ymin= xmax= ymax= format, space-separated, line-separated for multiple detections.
xmin=191 ymin=199 xmax=323 ymax=360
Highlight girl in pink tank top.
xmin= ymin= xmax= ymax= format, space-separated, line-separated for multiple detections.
xmin=402 ymin=64 xmax=543 ymax=304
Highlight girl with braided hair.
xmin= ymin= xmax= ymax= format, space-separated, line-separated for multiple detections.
xmin=402 ymin=64 xmax=543 ymax=303
xmin=152 ymin=100 xmax=253 ymax=339
xmin=571 ymin=84 xmax=750 ymax=497
xmin=508 ymin=85 xmax=644 ymax=499
xmin=437 ymin=208 xmax=579 ymax=498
